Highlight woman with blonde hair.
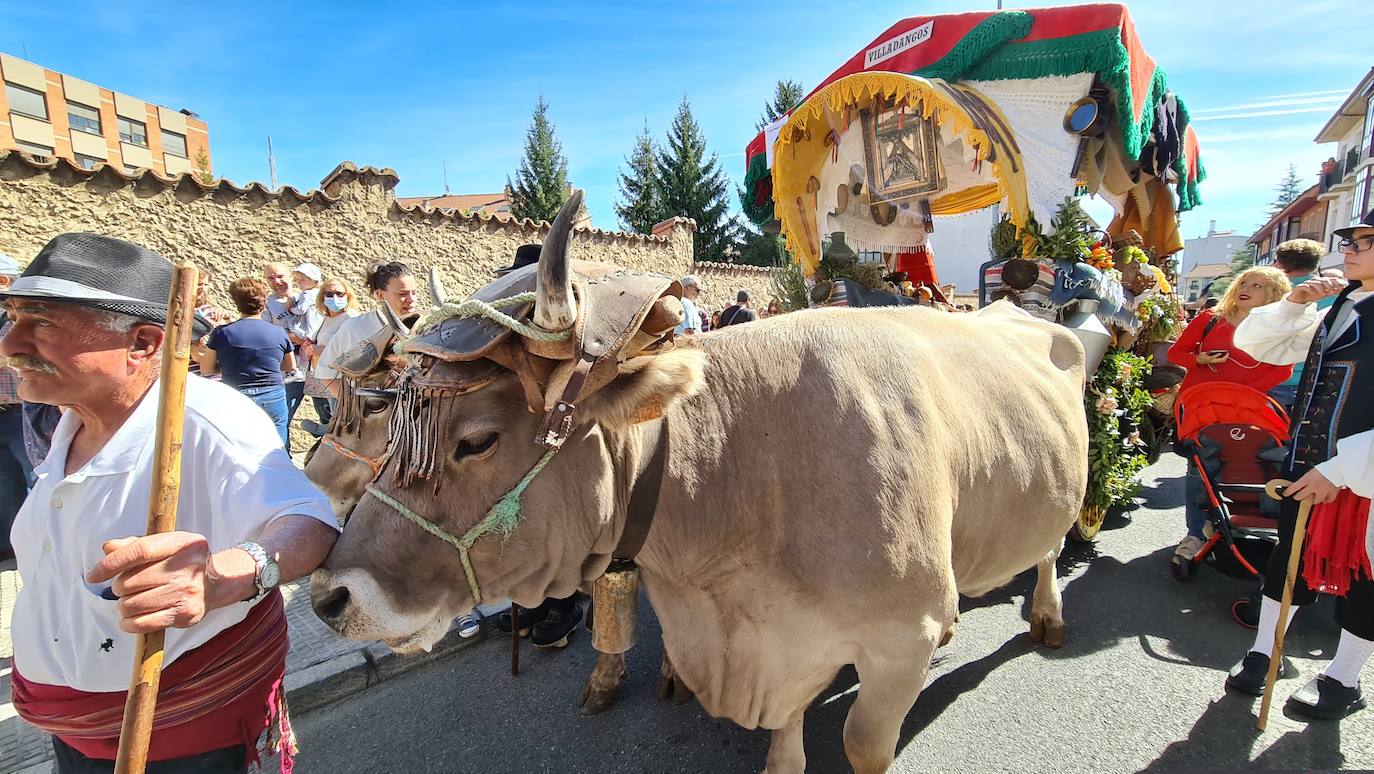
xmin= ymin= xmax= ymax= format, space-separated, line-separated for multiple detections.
xmin=1166 ymin=265 xmax=1294 ymax=563
xmin=300 ymin=276 xmax=361 ymax=432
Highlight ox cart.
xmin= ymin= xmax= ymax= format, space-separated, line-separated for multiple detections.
xmin=741 ymin=3 xmax=1201 ymax=541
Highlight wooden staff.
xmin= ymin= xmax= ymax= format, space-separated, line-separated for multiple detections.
xmin=510 ymin=603 xmax=520 ymax=676
xmin=1258 ymin=478 xmax=1314 ymax=732
xmin=114 ymin=261 xmax=199 ymax=774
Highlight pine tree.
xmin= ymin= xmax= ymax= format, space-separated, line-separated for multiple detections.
xmin=615 ymin=121 xmax=662 ymax=234
xmin=735 ymin=226 xmax=787 ymax=267
xmin=757 ymin=79 xmax=805 ymax=131
xmin=506 ymin=96 xmax=570 ymax=223
xmin=1268 ymin=164 xmax=1303 ymax=216
xmin=656 ymin=96 xmax=739 ymax=262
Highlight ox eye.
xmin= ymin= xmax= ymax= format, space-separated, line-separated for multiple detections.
xmin=454 ymin=433 xmax=498 ymax=461
xmin=361 ymin=397 xmax=389 ymax=417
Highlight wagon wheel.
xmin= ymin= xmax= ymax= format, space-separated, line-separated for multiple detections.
xmin=1068 ymin=504 xmax=1106 ymax=543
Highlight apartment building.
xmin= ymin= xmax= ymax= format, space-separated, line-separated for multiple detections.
xmin=1248 ymin=184 xmax=1329 ymax=266
xmin=0 ymin=52 xmax=210 ymax=177
xmin=1314 ymin=67 xmax=1373 ymax=253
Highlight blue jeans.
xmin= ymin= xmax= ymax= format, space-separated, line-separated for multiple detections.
xmin=284 ymin=380 xmax=306 ymax=426
xmin=1184 ymin=457 xmax=1207 ymax=539
xmin=0 ymin=406 xmax=34 ymax=554
xmin=240 ymin=385 xmax=289 ymax=448
xmin=312 ymin=395 xmax=333 ymax=428
xmin=1268 ymin=383 xmax=1298 ymax=411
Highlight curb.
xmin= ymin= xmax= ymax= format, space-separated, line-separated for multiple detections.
xmin=284 ymin=619 xmax=490 ymax=715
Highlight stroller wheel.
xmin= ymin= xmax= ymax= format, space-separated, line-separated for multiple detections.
xmin=1231 ymin=596 xmax=1260 ymax=629
xmin=1170 ymin=554 xmax=1194 ymax=582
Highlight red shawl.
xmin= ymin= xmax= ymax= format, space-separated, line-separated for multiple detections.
xmin=1302 ymin=490 xmax=1373 ymax=598
xmin=11 ymin=590 xmax=296 ymax=772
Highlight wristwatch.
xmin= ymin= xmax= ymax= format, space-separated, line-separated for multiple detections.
xmin=235 ymin=541 xmax=281 ymax=601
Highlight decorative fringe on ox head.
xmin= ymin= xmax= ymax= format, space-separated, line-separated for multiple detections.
xmin=388 ymin=381 xmax=455 ymax=491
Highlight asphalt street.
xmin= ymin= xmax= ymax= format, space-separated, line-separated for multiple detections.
xmin=278 ymin=452 xmax=1374 ymax=773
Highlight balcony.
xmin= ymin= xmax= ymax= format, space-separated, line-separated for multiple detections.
xmin=1346 ymin=146 xmax=1363 ymax=177
xmin=1319 ymin=158 xmax=1345 ymax=195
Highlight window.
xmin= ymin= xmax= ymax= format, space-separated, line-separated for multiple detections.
xmin=74 ymin=154 xmax=102 ymax=170
xmin=5 ymin=82 xmax=48 ymax=120
xmin=118 ymin=116 xmax=147 ymax=147
xmin=13 ymin=139 xmax=53 ymax=156
xmin=1364 ymin=94 xmax=1374 ymax=154
xmin=67 ymin=101 xmax=101 ymax=135
xmin=160 ymin=129 xmax=187 ymax=158
xmin=123 ymin=164 xmax=141 ymax=174
xmin=1353 ymin=169 xmax=1370 ymax=226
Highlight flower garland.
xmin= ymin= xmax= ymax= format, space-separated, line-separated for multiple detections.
xmin=1084 ymin=350 xmax=1154 ymax=511
xmin=1134 ymin=292 xmax=1184 ymax=345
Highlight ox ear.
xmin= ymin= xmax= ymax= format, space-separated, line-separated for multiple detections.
xmin=580 ymin=348 xmax=706 ymax=430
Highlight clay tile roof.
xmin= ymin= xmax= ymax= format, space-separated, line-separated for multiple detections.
xmin=389 ymin=199 xmax=686 ymax=246
xmin=396 ymin=192 xmax=511 ymax=219
xmin=0 ymin=149 xmax=344 ymax=207
xmin=1186 ymin=262 xmax=1232 ymax=278
xmin=692 ymin=260 xmax=778 ymax=273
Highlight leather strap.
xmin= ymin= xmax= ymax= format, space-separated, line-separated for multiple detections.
xmin=613 ymin=418 xmax=667 ymax=562
xmin=538 ymin=352 xmax=601 ymax=449
xmin=506 ymin=339 xmax=547 ymax=415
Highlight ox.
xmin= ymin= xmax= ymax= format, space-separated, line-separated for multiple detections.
xmin=311 ymin=194 xmax=1088 ymax=772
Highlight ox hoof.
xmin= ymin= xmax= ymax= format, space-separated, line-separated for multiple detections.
xmin=657 ymin=673 xmax=695 ymax=705
xmin=1028 ymin=615 xmax=1067 ymax=649
xmin=578 ymin=680 xmax=623 ymax=715
xmin=939 ymin=625 xmax=957 ymax=648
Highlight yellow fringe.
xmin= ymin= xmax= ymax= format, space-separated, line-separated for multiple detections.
xmin=772 ymin=72 xmax=1030 ymax=275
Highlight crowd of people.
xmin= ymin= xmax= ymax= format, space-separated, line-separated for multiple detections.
xmin=0 ymin=213 xmax=1370 ymax=772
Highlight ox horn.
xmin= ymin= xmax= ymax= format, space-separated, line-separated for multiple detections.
xmin=533 ymin=189 xmax=582 ymax=333
xmin=428 ymin=266 xmax=449 ymax=308
xmin=379 ymin=301 xmax=411 ymax=337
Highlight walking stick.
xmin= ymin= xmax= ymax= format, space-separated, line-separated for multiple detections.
xmin=1257 ymin=478 xmax=1314 ymax=732
xmin=510 ymin=603 xmax=520 ymax=676
xmin=113 ymin=261 xmax=199 ymax=774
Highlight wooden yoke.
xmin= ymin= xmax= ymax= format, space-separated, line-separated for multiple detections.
xmin=114 ymin=261 xmax=198 ymax=774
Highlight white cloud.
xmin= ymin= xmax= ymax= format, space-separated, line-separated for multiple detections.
xmin=1191 ymin=95 xmax=1344 ymax=114
xmin=1193 ymin=106 xmax=1342 ymax=122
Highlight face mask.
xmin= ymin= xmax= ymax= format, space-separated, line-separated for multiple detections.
xmin=324 ymin=296 xmax=348 ymax=313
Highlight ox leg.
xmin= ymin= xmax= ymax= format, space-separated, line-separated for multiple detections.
xmin=656 ymin=650 xmax=694 ymax=705
xmin=1028 ymin=545 xmax=1067 ymax=649
xmin=578 ymin=651 xmax=626 ymax=715
xmin=843 ymin=630 xmax=940 ymax=774
xmin=763 ymin=711 xmax=807 ymax=774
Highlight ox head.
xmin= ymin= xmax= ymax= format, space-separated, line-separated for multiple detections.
xmin=303 ymin=317 xmax=414 ymax=518
xmin=311 ymin=192 xmax=702 ymax=652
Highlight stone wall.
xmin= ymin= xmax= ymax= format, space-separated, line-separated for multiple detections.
xmin=691 ymin=261 xmax=783 ymax=314
xmin=0 ymin=153 xmax=696 ymax=309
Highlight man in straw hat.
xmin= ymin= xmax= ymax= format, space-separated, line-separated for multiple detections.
xmin=1226 ymin=210 xmax=1374 ymax=721
xmin=3 ymin=233 xmax=338 ymax=771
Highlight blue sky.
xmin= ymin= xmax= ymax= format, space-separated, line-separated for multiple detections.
xmin=2 ymin=0 xmax=1367 ymax=244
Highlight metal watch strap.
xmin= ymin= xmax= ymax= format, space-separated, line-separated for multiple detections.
xmin=236 ymin=541 xmax=269 ymax=601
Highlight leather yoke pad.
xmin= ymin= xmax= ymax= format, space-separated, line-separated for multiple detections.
xmin=332 ymin=314 xmax=394 ymax=378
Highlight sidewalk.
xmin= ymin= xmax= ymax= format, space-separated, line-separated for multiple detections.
xmin=1 ymin=559 xmax=494 ymax=773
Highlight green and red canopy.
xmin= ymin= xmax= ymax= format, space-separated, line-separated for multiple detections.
xmin=743 ymin=3 xmax=1205 ymax=226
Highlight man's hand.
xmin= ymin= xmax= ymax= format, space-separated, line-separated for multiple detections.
xmin=1289 ymin=277 xmax=1346 ymax=305
xmin=85 ymin=532 xmax=211 ymax=634
xmin=1285 ymin=468 xmax=1341 ymax=504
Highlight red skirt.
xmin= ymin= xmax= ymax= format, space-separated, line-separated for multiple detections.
xmin=12 ymin=591 xmax=293 ymax=768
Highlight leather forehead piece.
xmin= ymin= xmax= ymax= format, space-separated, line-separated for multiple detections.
xmin=408 ymin=357 xmax=506 ymax=393
xmin=332 ymin=322 xmax=391 ymax=378
xmin=403 ymin=260 xmax=646 ymax=363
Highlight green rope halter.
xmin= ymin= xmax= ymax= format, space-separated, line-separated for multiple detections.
xmin=364 ymin=447 xmax=558 ymax=606
xmin=394 ymin=292 xmax=572 ymax=356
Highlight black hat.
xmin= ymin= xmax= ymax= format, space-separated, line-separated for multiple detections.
xmin=0 ymin=233 xmax=210 ymax=336
xmin=495 ymin=244 xmax=542 ymax=276
xmin=1332 ymin=209 xmax=1374 ymax=241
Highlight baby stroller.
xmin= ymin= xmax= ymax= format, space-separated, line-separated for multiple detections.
xmin=1170 ymin=383 xmax=1291 ymax=622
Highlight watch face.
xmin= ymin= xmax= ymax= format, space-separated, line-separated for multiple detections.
xmin=260 ymin=562 xmax=281 ymax=590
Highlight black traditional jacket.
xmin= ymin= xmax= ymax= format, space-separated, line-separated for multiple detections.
xmin=1287 ymin=284 xmax=1374 ymax=474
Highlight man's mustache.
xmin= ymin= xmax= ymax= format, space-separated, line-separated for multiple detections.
xmin=8 ymin=355 xmax=58 ymax=374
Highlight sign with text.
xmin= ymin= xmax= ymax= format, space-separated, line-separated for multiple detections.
xmin=865 ymin=21 xmax=935 ymax=69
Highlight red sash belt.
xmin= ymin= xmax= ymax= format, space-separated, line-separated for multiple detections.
xmin=11 ymin=590 xmax=296 ymax=771
xmin=1302 ymin=490 xmax=1373 ymax=598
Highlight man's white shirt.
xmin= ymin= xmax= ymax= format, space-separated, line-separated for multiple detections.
xmin=312 ymin=309 xmax=386 ymax=382
xmin=10 ymin=375 xmax=337 ymax=692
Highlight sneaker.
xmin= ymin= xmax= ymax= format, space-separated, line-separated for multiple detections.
xmin=1174 ymin=535 xmax=1206 ymax=562
xmin=1226 ymin=651 xmax=1295 ymax=696
xmin=531 ymin=604 xmax=584 ymax=649
xmin=495 ymin=601 xmax=550 ymax=636
xmin=1286 ymin=675 xmax=1367 ymax=720
xmin=456 ymin=613 xmax=480 ymax=639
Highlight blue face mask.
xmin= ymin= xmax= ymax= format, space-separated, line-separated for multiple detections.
xmin=324 ymin=296 xmax=348 ymax=313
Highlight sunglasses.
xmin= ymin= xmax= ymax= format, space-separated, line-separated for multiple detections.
xmin=322 ymin=291 xmax=348 ymax=298
xmin=1338 ymin=235 xmax=1374 ymax=252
